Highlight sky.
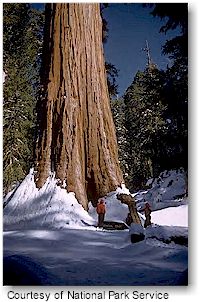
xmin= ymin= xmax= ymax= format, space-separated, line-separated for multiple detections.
xmin=102 ymin=3 xmax=180 ymax=96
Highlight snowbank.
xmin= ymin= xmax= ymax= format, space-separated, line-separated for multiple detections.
xmin=146 ymin=224 xmax=188 ymax=246
xmin=3 ymin=170 xmax=131 ymax=231
xmin=3 ymin=169 xmax=95 ymax=231
xmin=135 ymin=169 xmax=187 ymax=211
xmin=129 ymin=223 xmax=144 ymax=235
xmin=3 ymin=168 xmax=188 ymax=232
xmin=129 ymin=222 xmax=188 ymax=246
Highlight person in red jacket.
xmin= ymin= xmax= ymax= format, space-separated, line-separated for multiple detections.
xmin=96 ymin=199 xmax=106 ymax=228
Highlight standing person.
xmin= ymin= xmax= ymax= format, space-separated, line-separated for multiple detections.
xmin=144 ymin=202 xmax=152 ymax=228
xmin=96 ymin=199 xmax=106 ymax=228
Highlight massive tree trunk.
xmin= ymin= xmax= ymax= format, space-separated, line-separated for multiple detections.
xmin=35 ymin=3 xmax=123 ymax=209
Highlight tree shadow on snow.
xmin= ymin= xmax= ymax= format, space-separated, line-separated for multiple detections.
xmin=3 ymin=254 xmax=61 ymax=285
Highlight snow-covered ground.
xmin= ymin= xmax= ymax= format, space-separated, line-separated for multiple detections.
xmin=135 ymin=168 xmax=187 ymax=211
xmin=3 ymin=168 xmax=188 ymax=285
xmin=151 ymin=205 xmax=188 ymax=227
xmin=4 ymin=229 xmax=188 ymax=286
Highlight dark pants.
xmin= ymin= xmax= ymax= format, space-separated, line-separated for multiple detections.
xmin=98 ymin=213 xmax=105 ymax=227
xmin=144 ymin=215 xmax=151 ymax=228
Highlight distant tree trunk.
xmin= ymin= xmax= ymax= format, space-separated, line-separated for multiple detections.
xmin=35 ymin=3 xmax=123 ymax=209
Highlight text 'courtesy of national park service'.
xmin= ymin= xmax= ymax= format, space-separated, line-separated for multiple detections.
xmin=7 ymin=290 xmax=170 ymax=301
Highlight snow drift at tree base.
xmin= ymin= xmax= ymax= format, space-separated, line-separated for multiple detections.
xmin=3 ymin=168 xmax=188 ymax=286
xmin=3 ymin=168 xmax=188 ymax=231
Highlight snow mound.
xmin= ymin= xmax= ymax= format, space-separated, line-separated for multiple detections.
xmin=129 ymin=223 xmax=144 ymax=235
xmin=146 ymin=224 xmax=188 ymax=246
xmin=3 ymin=169 xmax=95 ymax=231
xmin=135 ymin=169 xmax=187 ymax=211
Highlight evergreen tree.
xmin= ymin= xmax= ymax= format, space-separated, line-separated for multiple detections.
xmin=3 ymin=4 xmax=44 ymax=194
xmin=124 ymin=66 xmax=167 ymax=191
xmin=150 ymin=3 xmax=188 ymax=171
xmin=121 ymin=4 xmax=188 ymax=191
xmin=105 ymin=62 xmax=119 ymax=98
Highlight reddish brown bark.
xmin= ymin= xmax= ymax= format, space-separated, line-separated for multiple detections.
xmin=36 ymin=3 xmax=123 ymax=209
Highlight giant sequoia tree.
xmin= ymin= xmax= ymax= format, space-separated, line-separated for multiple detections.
xmin=35 ymin=3 xmax=123 ymax=209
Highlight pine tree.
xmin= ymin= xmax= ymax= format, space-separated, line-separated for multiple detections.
xmin=35 ymin=3 xmax=123 ymax=209
xmin=105 ymin=63 xmax=119 ymax=98
xmin=3 ymin=4 xmax=44 ymax=194
xmin=147 ymin=3 xmax=188 ymax=171
xmin=124 ymin=66 xmax=167 ymax=190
